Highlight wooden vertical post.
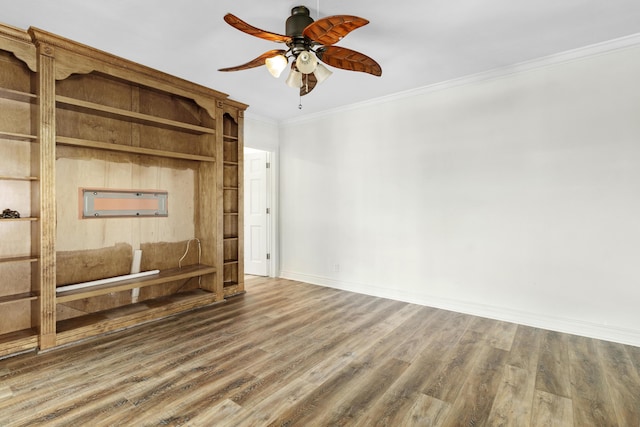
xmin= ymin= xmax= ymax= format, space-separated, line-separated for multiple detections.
xmin=214 ymin=100 xmax=225 ymax=300
xmin=236 ymin=109 xmax=245 ymax=293
xmin=33 ymin=38 xmax=57 ymax=349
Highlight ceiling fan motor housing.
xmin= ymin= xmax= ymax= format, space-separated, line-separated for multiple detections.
xmin=286 ymin=6 xmax=314 ymax=55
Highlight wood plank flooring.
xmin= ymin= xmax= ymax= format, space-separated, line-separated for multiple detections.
xmin=1 ymin=276 xmax=639 ymax=426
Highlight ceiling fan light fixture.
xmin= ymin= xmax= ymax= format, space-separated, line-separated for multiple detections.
xmin=265 ymin=54 xmax=288 ymax=78
xmin=295 ymin=50 xmax=317 ymax=74
xmin=313 ymin=62 xmax=332 ymax=84
xmin=285 ymin=67 xmax=303 ymax=88
xmin=219 ymin=8 xmax=382 ymax=99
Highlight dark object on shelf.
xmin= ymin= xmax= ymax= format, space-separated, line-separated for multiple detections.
xmin=1 ymin=208 xmax=21 ymax=218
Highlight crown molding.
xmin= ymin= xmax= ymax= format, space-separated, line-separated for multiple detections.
xmin=244 ymin=111 xmax=279 ymax=126
xmin=282 ymin=31 xmax=640 ymax=126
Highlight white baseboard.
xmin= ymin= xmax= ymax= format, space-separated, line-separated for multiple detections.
xmin=279 ymin=270 xmax=640 ymax=348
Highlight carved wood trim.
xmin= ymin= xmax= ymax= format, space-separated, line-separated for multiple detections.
xmin=224 ymin=98 xmax=249 ymax=111
xmin=0 ymin=23 xmax=37 ymax=71
xmin=26 ymin=27 xmax=246 ymax=120
xmin=0 ymin=23 xmax=32 ymax=43
xmin=28 ymin=27 xmax=229 ymax=97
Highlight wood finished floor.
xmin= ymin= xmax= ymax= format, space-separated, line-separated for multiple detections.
xmin=1 ymin=276 xmax=639 ymax=426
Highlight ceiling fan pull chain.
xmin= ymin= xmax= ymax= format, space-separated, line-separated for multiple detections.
xmin=299 ymin=93 xmax=303 ymax=109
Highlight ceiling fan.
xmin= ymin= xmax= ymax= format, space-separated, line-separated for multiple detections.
xmin=218 ymin=6 xmax=382 ymax=97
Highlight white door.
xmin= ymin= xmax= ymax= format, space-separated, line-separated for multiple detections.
xmin=244 ymin=149 xmax=268 ymax=276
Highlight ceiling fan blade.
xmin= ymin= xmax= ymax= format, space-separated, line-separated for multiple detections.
xmin=300 ymin=73 xmax=318 ymax=96
xmin=303 ymin=15 xmax=369 ymax=45
xmin=218 ymin=49 xmax=287 ymax=72
xmin=223 ymin=13 xmax=291 ymax=43
xmin=316 ymin=46 xmax=382 ymax=76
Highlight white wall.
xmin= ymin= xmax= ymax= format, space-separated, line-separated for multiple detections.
xmin=244 ymin=114 xmax=279 ymax=152
xmin=278 ymin=42 xmax=640 ymax=346
xmin=244 ymin=115 xmax=280 ymax=276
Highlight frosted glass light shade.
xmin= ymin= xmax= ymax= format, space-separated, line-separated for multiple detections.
xmin=296 ymin=50 xmax=317 ymax=74
xmin=265 ymin=54 xmax=288 ymax=78
xmin=285 ymin=68 xmax=302 ymax=88
xmin=313 ymin=63 xmax=332 ymax=83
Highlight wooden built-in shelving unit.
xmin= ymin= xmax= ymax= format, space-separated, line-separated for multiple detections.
xmin=221 ymin=113 xmax=244 ymax=297
xmin=0 ymin=22 xmax=246 ymax=358
xmin=0 ymin=24 xmax=40 ymax=358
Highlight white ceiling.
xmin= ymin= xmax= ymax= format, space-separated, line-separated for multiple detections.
xmin=2 ymin=1 xmax=640 ymax=122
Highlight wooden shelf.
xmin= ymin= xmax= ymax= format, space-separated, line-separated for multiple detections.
xmin=55 ymin=289 xmax=221 ymax=346
xmin=56 ymin=264 xmax=216 ymax=303
xmin=0 ymin=328 xmax=38 ymax=359
xmin=0 ymin=131 xmax=37 ymax=142
xmin=0 ymin=217 xmax=38 ymax=222
xmin=224 ymin=260 xmax=239 ymax=265
xmin=223 ymin=186 xmax=239 ymax=190
xmin=224 ymin=161 xmax=239 ymax=166
xmin=0 ymin=292 xmax=38 ymax=306
xmin=0 ymin=175 xmax=38 ymax=181
xmin=0 ymin=256 xmax=38 ymax=264
xmin=0 ymin=87 xmax=36 ymax=103
xmin=224 ymin=212 xmax=239 ymax=216
xmin=57 ymin=136 xmax=216 ymax=162
xmin=56 ymin=95 xmax=216 ymax=135
xmin=223 ymin=135 xmax=239 ymax=141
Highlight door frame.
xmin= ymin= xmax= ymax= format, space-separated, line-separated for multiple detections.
xmin=244 ymin=146 xmax=278 ymax=277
